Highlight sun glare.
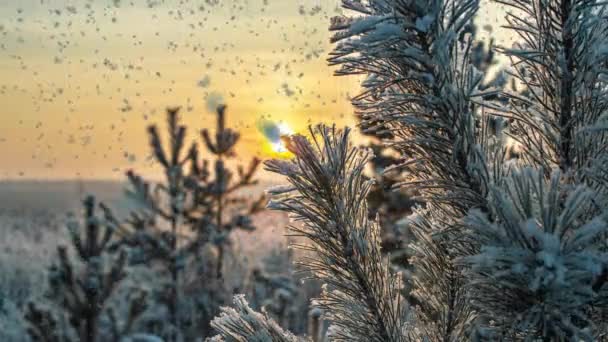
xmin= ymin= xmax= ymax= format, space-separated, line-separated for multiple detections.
xmin=270 ymin=122 xmax=294 ymax=153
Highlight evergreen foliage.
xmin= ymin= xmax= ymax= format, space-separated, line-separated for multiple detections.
xmin=213 ymin=126 xmax=410 ymax=342
xmin=462 ymin=168 xmax=608 ymax=339
xmin=209 ymin=295 xmax=303 ymax=342
xmin=24 ymin=196 xmax=147 ymax=342
xmin=329 ymin=0 xmax=505 ymax=339
xmin=108 ymin=105 xmax=264 ymax=340
xmin=463 ymin=0 xmax=608 ymax=337
xmin=211 ymin=0 xmax=608 ymax=341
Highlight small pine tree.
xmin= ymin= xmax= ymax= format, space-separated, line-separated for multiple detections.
xmin=25 ymin=196 xmax=147 ymax=342
xmin=110 ymin=105 xmax=263 ymax=340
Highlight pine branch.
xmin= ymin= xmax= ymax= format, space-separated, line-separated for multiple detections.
xmin=499 ymin=0 xmax=608 ymax=176
xmin=264 ymin=125 xmax=408 ymax=342
xmin=328 ymin=1 xmax=507 ymax=339
xmin=461 ymin=168 xmax=608 ymax=339
xmin=209 ymin=295 xmax=303 ymax=342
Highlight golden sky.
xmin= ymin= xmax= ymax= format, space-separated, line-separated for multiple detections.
xmin=0 ymin=0 xmax=509 ymax=180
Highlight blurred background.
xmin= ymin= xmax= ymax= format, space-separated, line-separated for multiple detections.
xmin=0 ymin=0 xmax=508 ymax=180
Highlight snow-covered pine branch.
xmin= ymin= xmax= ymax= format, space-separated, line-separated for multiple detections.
xmin=329 ymin=0 xmax=507 ymax=339
xmin=264 ymin=125 xmax=409 ymax=342
xmin=462 ymin=168 xmax=608 ymax=339
xmin=499 ymin=0 xmax=608 ymax=177
xmin=329 ymin=0 xmax=498 ymax=211
xmin=460 ymin=0 xmax=608 ymax=338
xmin=209 ymin=295 xmax=303 ymax=342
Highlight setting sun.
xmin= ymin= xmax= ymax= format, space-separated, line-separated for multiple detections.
xmin=270 ymin=122 xmax=294 ymax=153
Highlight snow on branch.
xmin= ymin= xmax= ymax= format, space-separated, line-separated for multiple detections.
xmin=328 ymin=0 xmax=507 ymax=339
xmin=499 ymin=0 xmax=608 ymax=175
xmin=329 ymin=0 xmax=505 ymax=216
xmin=264 ymin=125 xmax=409 ymax=342
xmin=209 ymin=295 xmax=302 ymax=342
xmin=462 ymin=168 xmax=608 ymax=339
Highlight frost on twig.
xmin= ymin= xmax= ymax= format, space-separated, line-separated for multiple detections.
xmin=328 ymin=0 xmax=506 ymax=339
xmin=264 ymin=125 xmax=409 ymax=342
xmin=499 ymin=0 xmax=608 ymax=176
xmin=209 ymin=295 xmax=303 ymax=342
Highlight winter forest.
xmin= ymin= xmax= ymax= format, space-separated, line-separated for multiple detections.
xmin=2 ymin=0 xmax=608 ymax=341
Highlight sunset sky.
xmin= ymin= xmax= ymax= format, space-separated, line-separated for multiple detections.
xmin=0 ymin=0 xmax=508 ymax=180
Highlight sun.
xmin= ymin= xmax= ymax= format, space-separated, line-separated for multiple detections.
xmin=270 ymin=122 xmax=294 ymax=153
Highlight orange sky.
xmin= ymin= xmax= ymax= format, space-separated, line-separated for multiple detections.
xmin=0 ymin=0 xmax=509 ymax=180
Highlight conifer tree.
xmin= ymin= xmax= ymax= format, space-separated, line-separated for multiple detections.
xmin=110 ymin=105 xmax=263 ymax=340
xmin=24 ymin=196 xmax=147 ymax=342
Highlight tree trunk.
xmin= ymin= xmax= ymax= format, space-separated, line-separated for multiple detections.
xmin=82 ymin=311 xmax=97 ymax=342
xmin=169 ymin=215 xmax=179 ymax=342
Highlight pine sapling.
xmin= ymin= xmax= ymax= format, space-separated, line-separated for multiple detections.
xmin=25 ymin=196 xmax=146 ymax=342
xmin=110 ymin=105 xmax=263 ymax=340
